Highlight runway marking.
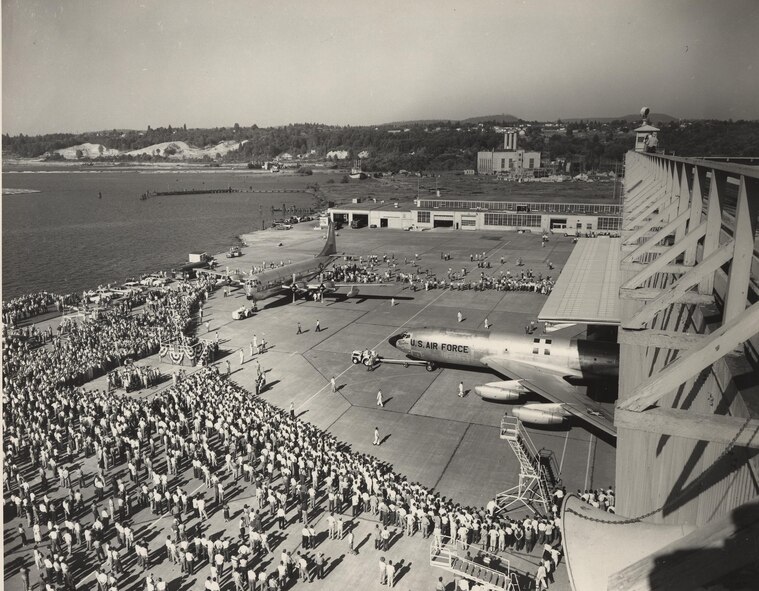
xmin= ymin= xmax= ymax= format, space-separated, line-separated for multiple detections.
xmin=559 ymin=429 xmax=570 ymax=475
xmin=297 ymin=287 xmax=452 ymax=411
xmin=584 ymin=434 xmax=595 ymax=490
xmin=432 ymin=423 xmax=471 ymax=491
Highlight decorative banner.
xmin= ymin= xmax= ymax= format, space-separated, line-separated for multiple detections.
xmin=159 ymin=346 xmax=168 ymax=358
xmin=169 ymin=350 xmax=184 ymax=364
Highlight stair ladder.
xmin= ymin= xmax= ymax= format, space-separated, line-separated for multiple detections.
xmin=430 ymin=537 xmax=520 ymax=591
xmin=496 ymin=416 xmax=553 ymax=516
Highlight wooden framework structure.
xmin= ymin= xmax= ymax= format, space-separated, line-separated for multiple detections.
xmin=610 ymin=151 xmax=759 ymax=589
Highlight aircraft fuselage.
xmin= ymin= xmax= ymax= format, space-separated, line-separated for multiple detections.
xmin=393 ymin=327 xmax=618 ymax=380
xmin=245 ymin=256 xmax=331 ymax=301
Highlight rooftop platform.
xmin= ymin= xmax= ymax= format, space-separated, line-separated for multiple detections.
xmin=539 ymin=237 xmax=622 ymax=326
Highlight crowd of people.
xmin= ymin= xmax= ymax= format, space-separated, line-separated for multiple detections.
xmin=3 ymin=243 xmax=570 ymax=591
xmin=2 ymin=281 xmax=212 ymax=392
xmin=107 ymin=364 xmax=161 ymax=393
xmin=2 ymin=291 xmax=63 ymax=327
xmin=5 ymin=356 xmax=565 ymax=591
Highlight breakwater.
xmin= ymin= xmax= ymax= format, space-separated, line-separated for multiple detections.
xmin=143 ymin=187 xmax=310 ymax=197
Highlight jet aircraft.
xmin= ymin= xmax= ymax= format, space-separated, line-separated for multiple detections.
xmin=390 ymin=327 xmax=618 ymax=436
xmin=244 ymin=222 xmax=386 ymax=302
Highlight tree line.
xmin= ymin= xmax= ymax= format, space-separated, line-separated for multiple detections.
xmin=3 ymin=120 xmax=757 ymax=170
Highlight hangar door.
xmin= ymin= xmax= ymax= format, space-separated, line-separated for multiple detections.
xmin=433 ymin=215 xmax=454 ymax=228
xmin=460 ymin=216 xmax=477 ymax=230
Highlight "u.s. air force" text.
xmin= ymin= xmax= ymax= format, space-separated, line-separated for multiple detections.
xmin=411 ymin=339 xmax=469 ymax=353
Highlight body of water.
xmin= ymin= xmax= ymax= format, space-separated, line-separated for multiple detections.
xmin=2 ymin=167 xmax=318 ymax=299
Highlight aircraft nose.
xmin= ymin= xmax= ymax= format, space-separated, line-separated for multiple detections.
xmin=388 ymin=334 xmax=402 ymax=347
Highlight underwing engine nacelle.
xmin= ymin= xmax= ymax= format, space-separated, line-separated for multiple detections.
xmin=346 ymin=286 xmax=360 ymax=297
xmin=320 ymin=280 xmax=336 ymax=293
xmin=511 ymin=403 xmax=571 ymax=425
xmin=474 ymin=380 xmax=530 ymax=401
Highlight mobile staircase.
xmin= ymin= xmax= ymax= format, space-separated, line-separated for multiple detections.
xmin=430 ymin=537 xmax=521 ymax=591
xmin=496 ymin=416 xmax=557 ymax=516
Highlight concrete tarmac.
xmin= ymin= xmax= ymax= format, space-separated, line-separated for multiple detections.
xmin=4 ymin=223 xmax=616 ymax=591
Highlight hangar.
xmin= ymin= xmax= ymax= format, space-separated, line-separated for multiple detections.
xmin=328 ymin=198 xmax=623 ymax=234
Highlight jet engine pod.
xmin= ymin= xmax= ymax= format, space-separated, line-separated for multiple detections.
xmin=346 ymin=286 xmax=360 ymax=298
xmin=321 ymin=280 xmax=336 ymax=292
xmin=474 ymin=380 xmax=530 ymax=401
xmin=512 ymin=403 xmax=570 ymax=425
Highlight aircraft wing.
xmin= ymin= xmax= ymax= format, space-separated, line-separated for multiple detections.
xmin=481 ymin=356 xmax=616 ymax=436
xmin=303 ymin=281 xmax=392 ymax=290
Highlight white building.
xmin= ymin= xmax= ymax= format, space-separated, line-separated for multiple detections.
xmin=477 ymin=129 xmax=541 ymax=174
xmin=327 ymin=198 xmax=621 ymax=235
xmin=477 ymin=150 xmax=541 ymax=174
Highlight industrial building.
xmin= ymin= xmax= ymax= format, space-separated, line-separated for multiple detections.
xmin=328 ymin=197 xmax=622 ymax=234
xmin=477 ymin=129 xmax=542 ymax=175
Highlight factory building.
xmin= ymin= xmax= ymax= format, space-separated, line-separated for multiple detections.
xmin=327 ymin=197 xmax=622 ymax=234
xmin=477 ymin=129 xmax=542 ymax=175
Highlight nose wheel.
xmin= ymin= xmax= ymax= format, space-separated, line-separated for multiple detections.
xmin=426 ymin=362 xmax=436 ymax=372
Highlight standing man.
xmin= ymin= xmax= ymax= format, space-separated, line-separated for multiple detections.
xmin=239 ymin=348 xmax=245 ymax=365
xmin=536 ymin=562 xmax=548 ymax=591
xmin=376 ymin=390 xmax=384 ymax=407
xmin=458 ymin=381 xmax=464 ymax=398
xmin=297 ymin=322 xmax=302 ymax=335
xmin=315 ymin=319 xmax=321 ymax=333
xmin=249 ymin=340 xmax=254 ymax=358
xmin=315 ymin=553 xmax=325 ymax=580
xmin=373 ymin=427 xmax=380 ymax=446
xmin=457 ymin=311 xmax=463 ymax=323
xmin=330 ymin=376 xmax=337 ymax=393
xmin=484 ymin=318 xmax=490 ymax=329
xmin=289 ymin=402 xmax=295 ymax=420
xmin=386 ymin=560 xmax=395 ymax=587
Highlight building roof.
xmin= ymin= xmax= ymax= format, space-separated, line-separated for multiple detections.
xmin=634 ymin=124 xmax=660 ymax=133
xmin=329 ymin=202 xmax=405 ymax=212
xmin=539 ymin=237 xmax=621 ymax=326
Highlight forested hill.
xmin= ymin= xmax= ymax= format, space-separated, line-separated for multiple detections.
xmin=3 ymin=119 xmax=757 ymax=170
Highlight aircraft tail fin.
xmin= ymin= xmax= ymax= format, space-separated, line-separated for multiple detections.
xmin=317 ymin=220 xmax=337 ymax=258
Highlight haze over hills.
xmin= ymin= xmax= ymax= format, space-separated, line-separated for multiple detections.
xmin=381 ymin=112 xmax=677 ymax=127
xmin=561 ymin=113 xmax=678 ymax=124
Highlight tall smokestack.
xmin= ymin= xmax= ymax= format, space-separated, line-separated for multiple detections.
xmin=504 ymin=130 xmax=518 ymax=151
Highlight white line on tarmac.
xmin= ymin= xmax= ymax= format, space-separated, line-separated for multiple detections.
xmin=584 ymin=434 xmax=595 ymax=490
xmin=297 ymin=287 xmax=452 ymax=411
xmin=559 ymin=429 xmax=570 ymax=475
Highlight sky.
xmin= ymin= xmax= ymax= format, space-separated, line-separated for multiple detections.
xmin=2 ymin=0 xmax=758 ymax=135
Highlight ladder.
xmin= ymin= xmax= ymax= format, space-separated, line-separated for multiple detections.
xmin=430 ymin=537 xmax=520 ymax=591
xmin=496 ymin=416 xmax=553 ymax=516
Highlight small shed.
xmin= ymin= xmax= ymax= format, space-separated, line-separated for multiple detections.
xmin=633 ymin=123 xmax=660 ymax=153
xmin=189 ymin=252 xmax=208 ymax=263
